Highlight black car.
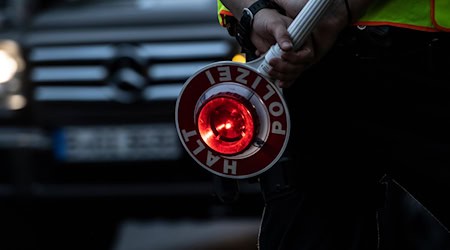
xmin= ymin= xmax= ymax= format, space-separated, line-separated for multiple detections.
xmin=0 ymin=1 xmax=263 ymax=249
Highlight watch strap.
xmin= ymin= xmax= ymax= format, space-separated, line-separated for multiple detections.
xmin=237 ymin=0 xmax=273 ymax=60
xmin=239 ymin=0 xmax=272 ymax=34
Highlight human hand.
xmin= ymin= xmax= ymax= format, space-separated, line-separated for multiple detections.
xmin=269 ymin=0 xmax=376 ymax=87
xmin=260 ymin=0 xmax=350 ymax=88
xmin=250 ymin=7 xmax=315 ymax=88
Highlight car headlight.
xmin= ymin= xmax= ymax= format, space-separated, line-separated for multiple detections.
xmin=0 ymin=39 xmax=26 ymax=110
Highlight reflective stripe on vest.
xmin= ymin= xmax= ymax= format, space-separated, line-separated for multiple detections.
xmin=356 ymin=0 xmax=450 ymax=32
xmin=433 ymin=0 xmax=450 ymax=31
xmin=217 ymin=0 xmax=233 ymax=27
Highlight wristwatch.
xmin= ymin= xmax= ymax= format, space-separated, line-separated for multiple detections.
xmin=237 ymin=0 xmax=274 ymax=60
xmin=239 ymin=0 xmax=273 ymax=36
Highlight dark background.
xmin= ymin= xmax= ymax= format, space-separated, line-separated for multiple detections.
xmin=0 ymin=0 xmax=448 ymax=249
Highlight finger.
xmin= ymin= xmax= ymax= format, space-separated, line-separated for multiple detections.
xmin=277 ymin=80 xmax=295 ymax=88
xmin=281 ymin=38 xmax=315 ymax=64
xmin=273 ymin=27 xmax=293 ymax=51
xmin=270 ymin=16 xmax=293 ymax=51
xmin=252 ymin=33 xmax=274 ymax=53
xmin=282 ymin=46 xmax=314 ymax=65
xmin=272 ymin=79 xmax=294 ymax=89
xmin=268 ymin=64 xmax=306 ymax=82
xmin=268 ymin=57 xmax=304 ymax=75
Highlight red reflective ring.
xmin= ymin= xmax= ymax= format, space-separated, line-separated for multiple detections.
xmin=197 ymin=94 xmax=256 ymax=156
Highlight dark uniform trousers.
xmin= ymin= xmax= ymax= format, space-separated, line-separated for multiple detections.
xmin=257 ymin=26 xmax=450 ymax=250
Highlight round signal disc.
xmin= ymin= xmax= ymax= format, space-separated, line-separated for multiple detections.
xmin=175 ymin=61 xmax=290 ymax=179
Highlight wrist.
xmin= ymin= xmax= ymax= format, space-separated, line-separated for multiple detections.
xmin=236 ymin=0 xmax=275 ymax=58
xmin=322 ymin=1 xmax=350 ymax=32
xmin=239 ymin=0 xmax=273 ymax=31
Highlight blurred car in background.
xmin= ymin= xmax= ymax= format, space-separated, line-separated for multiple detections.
xmin=0 ymin=0 xmax=263 ymax=249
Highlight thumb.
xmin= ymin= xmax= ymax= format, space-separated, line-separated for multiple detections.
xmin=273 ymin=25 xmax=293 ymax=52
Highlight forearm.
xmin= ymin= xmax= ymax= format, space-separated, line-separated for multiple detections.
xmin=319 ymin=0 xmax=377 ymax=33
xmin=271 ymin=0 xmax=377 ymax=30
xmin=322 ymin=0 xmax=380 ymax=37
xmin=221 ymin=0 xmax=376 ymax=22
xmin=323 ymin=0 xmax=377 ymax=38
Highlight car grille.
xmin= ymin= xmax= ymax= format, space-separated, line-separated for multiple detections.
xmin=25 ymin=24 xmax=237 ymax=125
xmin=18 ymin=21 xmax=240 ymax=185
xmin=30 ymin=40 xmax=233 ymax=103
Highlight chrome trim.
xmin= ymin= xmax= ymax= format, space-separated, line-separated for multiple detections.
xmin=31 ymin=66 xmax=108 ymax=82
xmin=139 ymin=41 xmax=231 ymax=59
xmin=34 ymin=86 xmax=114 ymax=101
xmin=29 ymin=45 xmax=116 ymax=62
xmin=34 ymin=85 xmax=182 ymax=101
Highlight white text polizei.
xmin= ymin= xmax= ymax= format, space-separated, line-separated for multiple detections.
xmin=205 ymin=66 xmax=286 ymax=137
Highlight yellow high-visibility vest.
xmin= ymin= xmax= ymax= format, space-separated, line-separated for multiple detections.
xmin=357 ymin=0 xmax=450 ymax=32
xmin=217 ymin=0 xmax=233 ymax=27
xmin=217 ymin=0 xmax=450 ymax=32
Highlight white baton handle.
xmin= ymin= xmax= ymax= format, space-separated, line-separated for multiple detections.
xmin=253 ymin=0 xmax=333 ymax=78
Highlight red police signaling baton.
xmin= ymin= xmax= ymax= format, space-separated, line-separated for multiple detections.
xmin=176 ymin=0 xmax=332 ymax=179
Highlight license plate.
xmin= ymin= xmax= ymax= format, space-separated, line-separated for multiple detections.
xmin=53 ymin=124 xmax=183 ymax=162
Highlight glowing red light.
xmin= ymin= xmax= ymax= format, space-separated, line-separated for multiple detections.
xmin=197 ymin=96 xmax=255 ymax=155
